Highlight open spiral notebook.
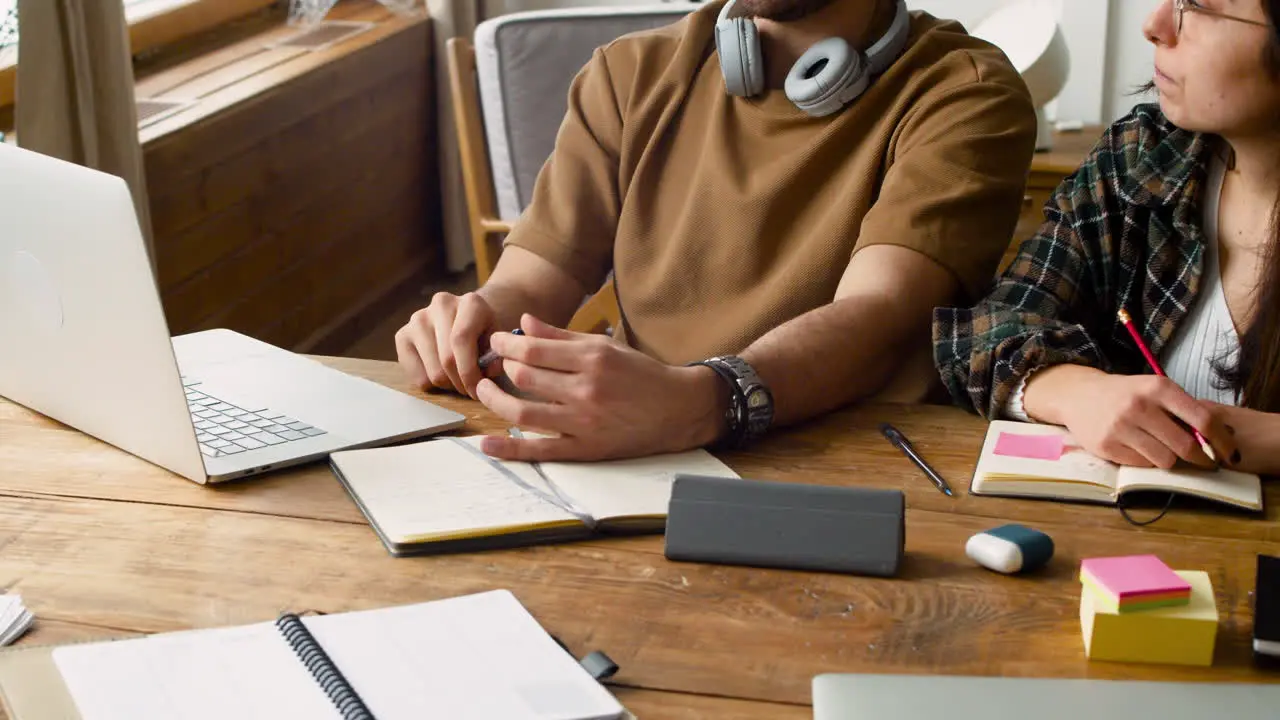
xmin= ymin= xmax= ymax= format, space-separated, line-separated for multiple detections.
xmin=0 ymin=590 xmax=630 ymax=720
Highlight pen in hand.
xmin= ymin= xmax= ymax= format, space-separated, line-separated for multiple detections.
xmin=880 ymin=422 xmax=953 ymax=497
xmin=1117 ymin=308 xmax=1218 ymax=465
xmin=478 ymin=328 xmax=523 ymax=371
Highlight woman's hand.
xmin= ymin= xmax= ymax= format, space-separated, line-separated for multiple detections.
xmin=1198 ymin=402 xmax=1280 ymax=475
xmin=1024 ymin=366 xmax=1237 ymax=469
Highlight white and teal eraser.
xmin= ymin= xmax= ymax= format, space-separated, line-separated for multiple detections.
xmin=965 ymin=524 xmax=1054 ymax=574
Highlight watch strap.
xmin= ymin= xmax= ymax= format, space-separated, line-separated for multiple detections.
xmin=690 ymin=355 xmax=774 ymax=449
xmin=689 ymin=359 xmax=746 ymax=449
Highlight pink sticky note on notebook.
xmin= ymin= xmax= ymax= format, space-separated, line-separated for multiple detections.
xmin=993 ymin=432 xmax=1066 ymax=461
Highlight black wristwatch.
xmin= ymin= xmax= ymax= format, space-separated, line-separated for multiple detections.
xmin=691 ymin=355 xmax=774 ymax=448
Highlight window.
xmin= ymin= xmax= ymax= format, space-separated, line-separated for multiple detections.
xmin=0 ymin=1 xmax=170 ymax=48
xmin=0 ymin=0 xmax=280 ymax=107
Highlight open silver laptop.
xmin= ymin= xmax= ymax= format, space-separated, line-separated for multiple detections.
xmin=813 ymin=674 xmax=1280 ymax=719
xmin=0 ymin=143 xmax=464 ymax=483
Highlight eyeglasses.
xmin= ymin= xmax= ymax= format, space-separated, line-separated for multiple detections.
xmin=1175 ymin=0 xmax=1271 ymax=35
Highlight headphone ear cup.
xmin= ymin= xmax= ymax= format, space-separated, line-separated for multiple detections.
xmin=716 ymin=17 xmax=764 ymax=97
xmin=784 ymin=37 xmax=868 ymax=117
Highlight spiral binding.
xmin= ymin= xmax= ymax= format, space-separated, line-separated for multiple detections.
xmin=275 ymin=613 xmax=376 ymax=720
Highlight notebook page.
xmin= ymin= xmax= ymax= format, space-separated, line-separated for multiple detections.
xmin=973 ymin=421 xmax=1119 ymax=496
xmin=1117 ymin=465 xmax=1262 ymax=509
xmin=304 ymin=589 xmax=623 ymax=720
xmin=332 ymin=438 xmax=580 ymax=543
xmin=541 ymin=448 xmax=739 ymax=521
xmin=52 ymin=622 xmax=338 ymax=720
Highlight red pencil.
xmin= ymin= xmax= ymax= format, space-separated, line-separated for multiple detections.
xmin=1117 ymin=308 xmax=1217 ymax=463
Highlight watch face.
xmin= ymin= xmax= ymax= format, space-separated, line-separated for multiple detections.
xmin=746 ymin=388 xmax=770 ymax=409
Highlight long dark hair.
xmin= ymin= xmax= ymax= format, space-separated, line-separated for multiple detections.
xmin=1216 ymin=0 xmax=1280 ymax=411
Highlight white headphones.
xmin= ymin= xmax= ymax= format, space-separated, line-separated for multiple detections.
xmin=714 ymin=0 xmax=912 ymax=117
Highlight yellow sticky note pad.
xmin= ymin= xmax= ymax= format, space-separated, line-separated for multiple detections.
xmin=1081 ymin=570 xmax=1218 ymax=667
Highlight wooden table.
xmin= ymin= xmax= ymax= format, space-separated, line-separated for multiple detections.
xmin=3 ymin=357 xmax=1279 ymax=718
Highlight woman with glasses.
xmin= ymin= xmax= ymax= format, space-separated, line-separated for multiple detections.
xmin=934 ymin=0 xmax=1280 ymax=474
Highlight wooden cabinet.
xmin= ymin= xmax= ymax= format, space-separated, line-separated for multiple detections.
xmin=1001 ymin=128 xmax=1100 ymax=274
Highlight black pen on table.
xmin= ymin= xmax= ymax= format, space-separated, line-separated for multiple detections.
xmin=879 ymin=422 xmax=953 ymax=497
xmin=477 ymin=328 xmax=523 ymax=370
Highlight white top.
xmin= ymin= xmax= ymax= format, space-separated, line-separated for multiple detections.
xmin=1005 ymin=152 xmax=1242 ymax=420
xmin=1161 ymin=152 xmax=1241 ymax=405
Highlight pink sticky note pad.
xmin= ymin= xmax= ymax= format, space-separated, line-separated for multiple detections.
xmin=993 ymin=432 xmax=1066 ymax=461
xmin=1080 ymin=555 xmax=1191 ymax=599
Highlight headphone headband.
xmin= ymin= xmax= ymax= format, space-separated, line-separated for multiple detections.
xmin=864 ymin=0 xmax=911 ymax=77
xmin=718 ymin=0 xmax=744 ymax=23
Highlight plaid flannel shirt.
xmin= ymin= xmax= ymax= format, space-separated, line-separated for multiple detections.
xmin=933 ymin=103 xmax=1218 ymax=419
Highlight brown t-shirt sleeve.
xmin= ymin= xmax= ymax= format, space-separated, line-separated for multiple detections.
xmin=501 ymin=47 xmax=623 ymax=294
xmin=854 ymin=54 xmax=1037 ymax=302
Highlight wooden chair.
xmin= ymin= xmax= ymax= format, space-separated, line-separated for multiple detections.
xmin=444 ymin=8 xmax=691 ymax=334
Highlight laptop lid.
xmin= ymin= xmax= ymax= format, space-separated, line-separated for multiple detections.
xmin=0 ymin=144 xmax=207 ymax=482
xmin=813 ymin=674 xmax=1280 ymax=719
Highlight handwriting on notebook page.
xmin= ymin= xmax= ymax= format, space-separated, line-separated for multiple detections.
xmin=339 ymin=438 xmax=580 ymax=542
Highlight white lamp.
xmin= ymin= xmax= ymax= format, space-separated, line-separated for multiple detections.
xmin=972 ymin=0 xmax=1071 ymax=152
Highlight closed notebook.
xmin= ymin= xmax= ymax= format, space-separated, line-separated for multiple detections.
xmin=330 ymin=435 xmax=740 ymax=556
xmin=970 ymin=421 xmax=1262 ymax=512
xmin=0 ymin=590 xmax=628 ymax=720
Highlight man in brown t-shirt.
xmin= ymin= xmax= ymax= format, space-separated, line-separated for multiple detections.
xmin=396 ymin=0 xmax=1036 ymax=461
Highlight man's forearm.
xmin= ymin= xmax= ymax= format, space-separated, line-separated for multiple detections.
xmin=740 ymin=294 xmax=926 ymax=427
xmin=475 ymin=281 xmax=567 ymax=331
xmin=475 ymin=246 xmax=594 ymax=330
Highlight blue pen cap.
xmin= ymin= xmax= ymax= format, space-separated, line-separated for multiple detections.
xmin=966 ymin=524 xmax=1054 ymax=574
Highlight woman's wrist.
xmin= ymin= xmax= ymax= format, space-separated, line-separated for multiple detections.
xmin=1253 ymin=411 xmax=1280 ymax=476
xmin=1219 ymin=404 xmax=1280 ymax=476
xmin=1022 ymin=364 xmax=1108 ymax=425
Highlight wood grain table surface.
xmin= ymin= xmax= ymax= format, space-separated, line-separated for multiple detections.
xmin=3 ymin=356 xmax=1277 ymax=718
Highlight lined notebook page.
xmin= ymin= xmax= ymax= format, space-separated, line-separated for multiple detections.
xmin=53 ymin=623 xmax=338 ymax=720
xmin=543 ymin=449 xmax=739 ymax=521
xmin=51 ymin=591 xmax=622 ymax=720
xmin=332 ymin=438 xmax=580 ymax=543
xmin=1117 ymin=465 xmax=1262 ymax=509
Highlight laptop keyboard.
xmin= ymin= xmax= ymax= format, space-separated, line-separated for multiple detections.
xmin=182 ymin=378 xmax=327 ymax=459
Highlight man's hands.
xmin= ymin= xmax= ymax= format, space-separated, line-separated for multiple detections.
xmin=394 ymin=291 xmax=498 ymax=399
xmin=473 ymin=315 xmax=728 ymax=462
xmin=1024 ymin=366 xmax=1237 ymax=470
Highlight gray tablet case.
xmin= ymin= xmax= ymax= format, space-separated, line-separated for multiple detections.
xmin=663 ymin=474 xmax=904 ymax=576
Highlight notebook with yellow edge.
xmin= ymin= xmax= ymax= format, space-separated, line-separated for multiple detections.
xmin=330 ymin=435 xmax=740 ymax=556
xmin=970 ymin=421 xmax=1262 ymax=512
